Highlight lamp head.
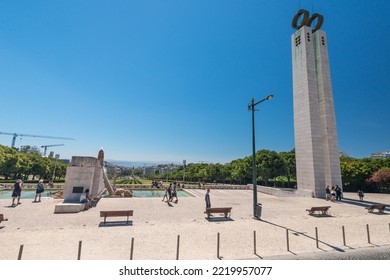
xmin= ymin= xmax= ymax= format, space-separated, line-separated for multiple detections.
xmin=266 ymin=95 xmax=274 ymax=100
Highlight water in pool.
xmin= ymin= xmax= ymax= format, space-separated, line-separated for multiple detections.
xmin=0 ymin=190 xmax=50 ymax=200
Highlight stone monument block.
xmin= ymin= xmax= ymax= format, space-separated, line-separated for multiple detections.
xmin=55 ymin=149 xmax=112 ymax=213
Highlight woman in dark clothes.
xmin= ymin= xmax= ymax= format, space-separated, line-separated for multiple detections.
xmin=11 ymin=179 xmax=23 ymax=206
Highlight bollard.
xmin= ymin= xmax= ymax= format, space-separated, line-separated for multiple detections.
xmin=286 ymin=229 xmax=290 ymax=252
xmin=366 ymin=224 xmax=371 ymax=244
xmin=315 ymin=227 xmax=319 ymax=248
xmin=130 ymin=237 xmax=134 ymax=260
xmin=17 ymin=245 xmax=24 ymax=260
xmin=253 ymin=230 xmax=257 ymax=255
xmin=217 ymin=232 xmax=220 ymax=259
xmin=77 ymin=241 xmax=82 ymax=260
xmin=176 ymin=235 xmax=180 ymax=260
xmin=342 ymin=226 xmax=346 ymax=246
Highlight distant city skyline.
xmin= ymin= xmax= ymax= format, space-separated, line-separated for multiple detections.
xmin=0 ymin=0 xmax=389 ymax=163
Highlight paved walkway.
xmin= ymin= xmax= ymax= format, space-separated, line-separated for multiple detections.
xmin=264 ymin=244 xmax=390 ymax=260
xmin=0 ymin=190 xmax=389 ymax=260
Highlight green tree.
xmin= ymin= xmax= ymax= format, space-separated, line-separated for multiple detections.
xmin=256 ymin=150 xmax=285 ymax=186
xmin=279 ymin=151 xmax=296 ymax=187
xmin=19 ymin=145 xmax=42 ymax=155
xmin=228 ymin=157 xmax=251 ymax=184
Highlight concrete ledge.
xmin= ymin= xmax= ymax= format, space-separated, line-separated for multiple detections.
xmin=249 ymin=185 xmax=314 ymax=197
xmin=54 ymin=202 xmax=85 ymax=213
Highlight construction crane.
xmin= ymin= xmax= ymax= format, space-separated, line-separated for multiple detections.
xmin=41 ymin=144 xmax=65 ymax=156
xmin=0 ymin=131 xmax=75 ymax=148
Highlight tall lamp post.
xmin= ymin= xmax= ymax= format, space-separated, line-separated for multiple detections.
xmin=248 ymin=94 xmax=273 ymax=219
xmin=183 ymin=160 xmax=186 ymax=185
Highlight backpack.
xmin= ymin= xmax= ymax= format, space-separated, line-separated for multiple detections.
xmin=37 ymin=184 xmax=45 ymax=193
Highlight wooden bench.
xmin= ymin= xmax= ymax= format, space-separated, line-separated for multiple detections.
xmin=0 ymin=214 xmax=8 ymax=224
xmin=365 ymin=204 xmax=387 ymax=213
xmin=100 ymin=210 xmax=133 ymax=225
xmin=205 ymin=207 xmax=232 ymax=219
xmin=306 ymin=206 xmax=331 ymax=215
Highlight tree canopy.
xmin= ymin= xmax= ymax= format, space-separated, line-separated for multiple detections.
xmin=0 ymin=144 xmax=67 ymax=181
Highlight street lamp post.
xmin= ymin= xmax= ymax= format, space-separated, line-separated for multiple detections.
xmin=248 ymin=95 xmax=273 ymax=219
xmin=183 ymin=160 xmax=186 ymax=184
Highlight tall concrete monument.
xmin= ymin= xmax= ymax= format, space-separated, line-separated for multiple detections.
xmin=291 ymin=9 xmax=342 ymax=198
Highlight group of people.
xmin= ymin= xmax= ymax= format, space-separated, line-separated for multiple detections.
xmin=325 ymin=185 xmax=343 ymax=202
xmin=162 ymin=182 xmax=179 ymax=205
xmin=151 ymin=180 xmax=163 ymax=188
xmin=11 ymin=179 xmax=46 ymax=206
xmin=162 ymin=185 xmax=211 ymax=209
xmin=325 ymin=185 xmax=366 ymax=202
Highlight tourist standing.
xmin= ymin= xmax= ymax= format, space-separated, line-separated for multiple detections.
xmin=335 ymin=185 xmax=342 ymax=201
xmin=357 ymin=189 xmax=365 ymax=201
xmin=34 ymin=179 xmax=45 ymax=202
xmin=330 ymin=186 xmax=336 ymax=202
xmin=205 ymin=188 xmax=211 ymax=209
xmin=11 ymin=179 xmax=23 ymax=206
xmin=325 ymin=186 xmax=331 ymax=201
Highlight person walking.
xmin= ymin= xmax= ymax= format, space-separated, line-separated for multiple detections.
xmin=162 ymin=186 xmax=169 ymax=202
xmin=205 ymin=188 xmax=211 ymax=209
xmin=171 ymin=182 xmax=178 ymax=203
xmin=34 ymin=179 xmax=45 ymax=202
xmin=11 ymin=179 xmax=23 ymax=206
xmin=167 ymin=184 xmax=172 ymax=202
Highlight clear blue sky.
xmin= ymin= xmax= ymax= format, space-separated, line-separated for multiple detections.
xmin=0 ymin=0 xmax=389 ymax=164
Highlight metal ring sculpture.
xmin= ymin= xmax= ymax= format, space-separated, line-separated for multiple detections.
xmin=292 ymin=9 xmax=324 ymax=31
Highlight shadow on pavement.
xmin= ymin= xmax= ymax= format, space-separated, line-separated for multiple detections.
xmin=260 ymin=219 xmax=345 ymax=253
xmin=339 ymin=198 xmax=389 ymax=213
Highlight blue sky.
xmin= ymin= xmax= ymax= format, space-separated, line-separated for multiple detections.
xmin=0 ymin=0 xmax=389 ymax=164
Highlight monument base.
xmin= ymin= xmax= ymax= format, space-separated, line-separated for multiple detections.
xmin=256 ymin=185 xmax=314 ymax=198
xmin=54 ymin=202 xmax=85 ymax=213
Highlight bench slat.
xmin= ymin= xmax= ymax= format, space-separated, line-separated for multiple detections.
xmin=205 ymin=207 xmax=232 ymax=219
xmin=100 ymin=210 xmax=133 ymax=217
xmin=206 ymin=208 xmax=232 ymax=213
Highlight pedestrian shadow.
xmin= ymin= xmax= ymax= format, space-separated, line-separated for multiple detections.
xmin=260 ymin=219 xmax=345 ymax=253
xmin=340 ymin=198 xmax=389 ymax=212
